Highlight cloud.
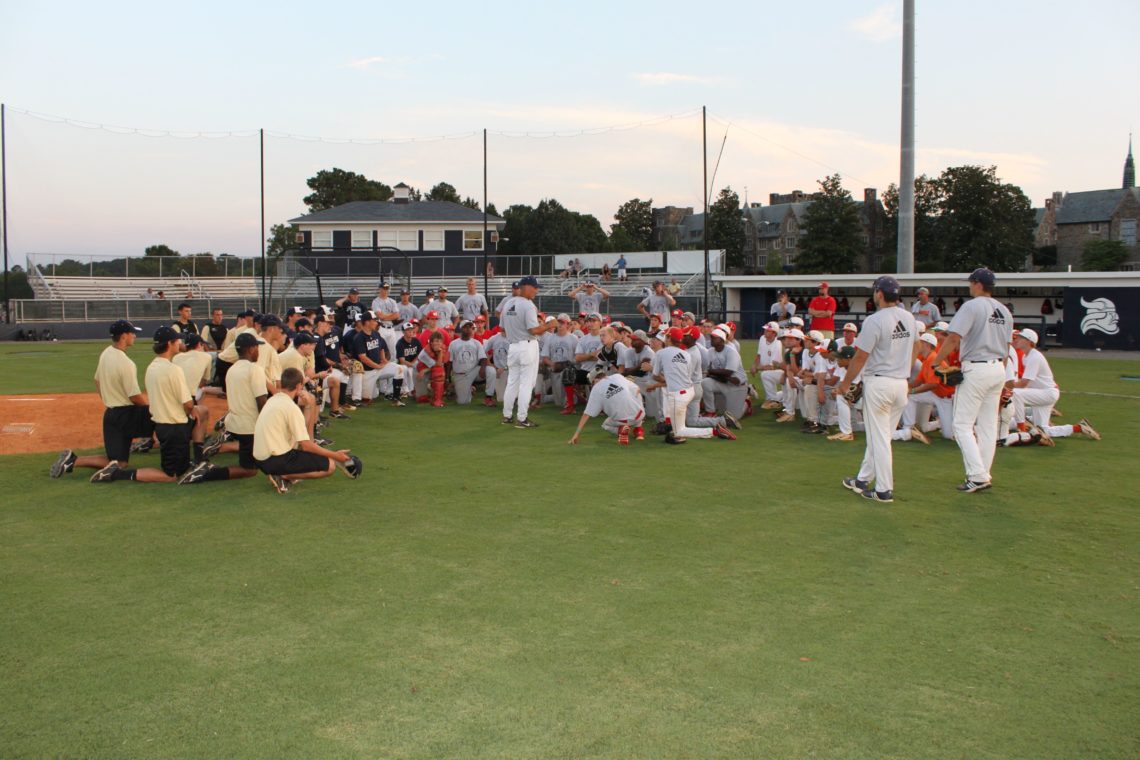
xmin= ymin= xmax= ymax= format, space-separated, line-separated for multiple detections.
xmin=851 ymin=4 xmax=901 ymax=42
xmin=346 ymin=55 xmax=388 ymax=69
xmin=633 ymin=72 xmax=715 ymax=87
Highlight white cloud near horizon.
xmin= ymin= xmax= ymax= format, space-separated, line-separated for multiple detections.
xmin=851 ymin=3 xmax=901 ymax=42
xmin=346 ymin=55 xmax=388 ymax=68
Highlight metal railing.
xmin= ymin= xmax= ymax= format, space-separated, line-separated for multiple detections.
xmin=28 ymin=252 xmax=266 ymax=279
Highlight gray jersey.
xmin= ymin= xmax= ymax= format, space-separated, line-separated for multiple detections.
xmin=397 ymin=302 xmax=420 ymax=323
xmin=449 ymin=337 xmax=483 ymax=373
xmin=910 ymin=300 xmax=941 ymax=327
xmin=622 ymin=345 xmax=655 ymax=374
xmin=370 ymin=297 xmax=399 ymax=324
xmin=543 ymin=333 xmax=579 ymax=365
xmin=854 ymin=305 xmax=919 ymax=379
xmin=575 ymin=291 xmax=604 ymax=315
xmin=575 ymin=334 xmax=603 ymax=371
xmin=708 ymin=344 xmax=746 ymax=384
xmin=455 ymin=293 xmax=489 ymax=322
xmin=433 ymin=299 xmax=460 ymax=324
xmin=685 ymin=345 xmax=704 ymax=385
xmin=584 ymin=374 xmax=643 ymax=420
xmin=485 ymin=333 xmax=510 ymax=368
xmin=652 ymin=346 xmax=693 ymax=392
xmin=500 ymin=296 xmax=539 ymax=343
xmin=640 ymin=293 xmax=672 ymax=318
xmin=948 ymin=296 xmax=1012 ymax=362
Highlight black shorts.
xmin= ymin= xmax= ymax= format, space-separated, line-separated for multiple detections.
xmin=215 ymin=358 xmax=233 ymax=386
xmin=155 ymin=421 xmax=193 ymax=477
xmin=257 ymin=449 xmax=330 ymax=477
xmin=103 ymin=406 xmax=154 ymax=462
xmin=232 ymin=433 xmax=256 ymax=470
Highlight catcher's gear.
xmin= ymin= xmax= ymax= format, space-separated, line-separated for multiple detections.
xmin=598 ymin=344 xmax=619 ymax=366
xmin=1000 ymin=387 xmax=1013 ymax=407
xmin=337 ymin=454 xmax=363 ymax=479
xmin=934 ymin=365 xmax=964 ymax=386
xmin=843 ymin=381 xmax=864 ymax=405
xmin=559 ymin=364 xmax=577 ymax=386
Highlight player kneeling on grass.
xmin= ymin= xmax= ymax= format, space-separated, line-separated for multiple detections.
xmin=648 ymin=327 xmax=736 ymax=444
xmin=254 ymin=368 xmax=361 ymax=494
xmin=568 ymin=368 xmax=647 ymax=446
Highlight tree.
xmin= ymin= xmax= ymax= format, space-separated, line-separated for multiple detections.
xmin=486 ymin=202 xmax=499 ymax=217
xmin=796 ymin=174 xmax=864 ymax=274
xmin=883 ymin=174 xmax=944 ymax=270
xmin=426 ymin=182 xmax=462 ymax=204
xmin=706 ymin=187 xmax=745 ymax=269
xmin=303 ymin=168 xmax=392 ymax=211
xmin=267 ymin=224 xmax=300 ymax=258
xmin=611 ymin=198 xmax=654 ymax=251
xmin=607 ymin=225 xmax=639 ymax=253
xmin=461 ymin=196 xmax=481 ymax=210
xmin=1033 ymin=245 xmax=1058 ymax=269
xmin=498 ymin=199 xmax=607 ymax=255
xmin=1 ymin=268 xmax=33 ymax=300
xmin=1081 ymin=239 xmax=1129 ymax=271
xmin=145 ymin=244 xmax=179 ymax=258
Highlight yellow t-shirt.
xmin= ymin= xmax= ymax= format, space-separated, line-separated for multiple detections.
xmin=93 ymin=345 xmax=141 ymax=408
xmin=173 ymin=350 xmax=213 ymax=393
xmin=253 ymin=392 xmax=309 ymax=460
xmin=257 ymin=340 xmax=283 ymax=384
xmin=145 ymin=357 xmax=192 ymax=425
xmin=278 ymin=345 xmax=313 ymax=377
xmin=224 ymin=359 xmax=269 ymax=435
xmin=217 ymin=326 xmax=257 ymax=363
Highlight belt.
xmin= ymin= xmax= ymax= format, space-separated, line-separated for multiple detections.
xmin=967 ymin=359 xmax=1002 ymax=364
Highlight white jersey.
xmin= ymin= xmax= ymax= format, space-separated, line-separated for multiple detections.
xmin=756 ymin=336 xmax=782 ymax=367
xmin=455 ymin=293 xmax=489 ymax=322
xmin=855 ymin=305 xmax=919 ymax=379
xmin=1020 ymin=348 xmax=1055 ymax=390
xmin=948 ymin=296 xmax=1012 ymax=362
xmin=640 ymin=293 xmax=672 ymax=318
xmin=685 ymin=345 xmax=704 ymax=385
xmin=575 ymin=291 xmax=604 ymax=315
xmin=575 ymin=334 xmax=603 ymax=371
xmin=707 ymin=344 xmax=746 ymax=384
xmin=622 ymin=345 xmax=655 ymax=373
xmin=370 ymin=297 xmax=399 ymax=324
xmin=432 ymin=299 xmax=460 ymax=324
xmin=652 ymin=346 xmax=693 ymax=392
xmin=449 ymin=337 xmax=483 ymax=373
xmin=396 ymin=302 xmax=420 ymax=323
xmin=584 ymin=374 xmax=643 ymax=420
xmin=499 ymin=297 xmax=540 ymax=343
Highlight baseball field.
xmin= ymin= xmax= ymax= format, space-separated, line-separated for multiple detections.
xmin=1 ymin=340 xmax=1137 ymax=759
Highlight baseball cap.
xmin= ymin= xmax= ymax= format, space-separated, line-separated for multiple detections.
xmin=917 ymin=286 xmax=930 ymax=294
xmin=288 ymin=306 xmax=305 ymax=316
xmin=292 ymin=332 xmax=317 ymax=346
xmin=584 ymin=279 xmax=596 ymax=286
xmin=401 ymin=322 xmax=416 ymax=331
xmin=518 ymin=275 xmax=541 ymax=288
xmin=784 ymin=328 xmax=805 ymax=340
xmin=823 ymin=340 xmax=839 ymax=353
xmin=556 ymin=313 xmax=571 ymax=322
xmin=932 ymin=321 xmax=950 ymax=332
xmin=438 ymin=286 xmax=448 ymax=292
xmin=261 ymin=314 xmax=284 ymax=329
xmin=968 ymin=267 xmax=996 ymax=288
xmin=819 ymin=281 xmax=829 ymax=289
xmin=671 ymin=309 xmax=683 ymax=318
xmin=808 ymin=330 xmax=826 ymax=344
xmin=460 ymin=319 xmax=474 ymax=328
xmin=378 ymin=282 xmax=390 ymax=289
xmin=666 ymin=327 xmax=685 ymax=344
xmin=544 ymin=315 xmax=556 ymax=324
xmin=294 ymin=317 xmax=312 ymax=329
xmin=687 ymin=326 xmax=702 ymax=340
xmin=763 ymin=321 xmax=779 ymax=332
xmin=919 ymin=333 xmax=938 ymax=347
xmin=586 ymin=312 xmax=602 ymax=321
xmin=348 ymin=288 xmax=359 ymax=295
xmin=843 ymin=322 xmax=858 ymax=332
xmin=109 ymin=319 xmax=141 ymax=337
xmin=184 ymin=334 xmax=204 ymax=349
xmin=1019 ymin=328 xmax=1039 ymax=345
xmin=234 ymin=332 xmax=262 ymax=349
xmin=837 ymin=345 xmax=857 ymax=360
xmin=475 ymin=315 xmax=487 ymax=322
xmin=400 ymin=289 xmax=411 ymax=296
xmin=682 ymin=311 xmax=696 ymax=321
xmin=319 ymin=305 xmax=335 ymax=316
xmin=727 ymin=321 xmax=737 ymax=333
xmin=711 ymin=328 xmax=728 ymax=340
xmin=153 ymin=326 xmax=182 ymax=344
xmin=789 ymin=316 xmax=805 ymax=328
xmin=872 ymin=275 xmax=901 ymax=296
xmin=652 ymin=330 xmax=668 ymax=342
xmin=511 ymin=280 xmax=521 ymax=289
xmin=425 ymin=310 xmax=440 ymax=320
xmin=360 ymin=310 xmax=378 ymax=322
xmin=587 ymin=367 xmax=608 ymax=383
xmin=237 ymin=309 xmax=256 ymax=319
xmin=632 ymin=329 xmax=649 ymax=341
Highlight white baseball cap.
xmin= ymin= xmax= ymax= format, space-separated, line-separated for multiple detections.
xmin=919 ymin=333 xmax=938 ymax=347
xmin=784 ymin=328 xmax=805 ymax=340
xmin=1019 ymin=328 xmax=1039 ymax=346
xmin=808 ymin=330 xmax=826 ymax=344
xmin=842 ymin=322 xmax=858 ymax=332
xmin=932 ymin=321 xmax=950 ymax=332
xmin=711 ymin=328 xmax=728 ymax=340
xmin=764 ymin=321 xmax=780 ymax=332
xmin=789 ymin=317 xmax=805 ymax=327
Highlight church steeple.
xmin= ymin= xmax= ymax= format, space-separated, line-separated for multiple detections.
xmin=1125 ymin=134 xmax=1136 ymax=189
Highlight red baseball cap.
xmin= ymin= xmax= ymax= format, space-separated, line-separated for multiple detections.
xmin=667 ymin=327 xmax=685 ymax=344
xmin=671 ymin=309 xmax=683 ymax=317
xmin=425 ymin=310 xmax=440 ymax=320
xmin=686 ymin=326 xmax=702 ymax=340
xmin=819 ymin=281 xmax=829 ymax=289
xmin=475 ymin=315 xmax=487 ymax=322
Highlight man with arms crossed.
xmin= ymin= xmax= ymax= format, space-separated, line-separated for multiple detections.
xmin=455 ymin=278 xmax=490 ymax=324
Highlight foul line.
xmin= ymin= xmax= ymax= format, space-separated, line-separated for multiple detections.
xmin=4 ymin=398 xmax=57 ymax=402
xmin=1063 ymin=391 xmax=1140 ymax=400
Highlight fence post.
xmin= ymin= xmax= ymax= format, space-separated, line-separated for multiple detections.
xmin=125 ymin=257 xmax=129 ymax=278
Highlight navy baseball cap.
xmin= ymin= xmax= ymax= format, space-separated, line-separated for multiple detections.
xmin=348 ymin=288 xmax=360 ymax=295
xmin=511 ymin=280 xmax=521 ymax=289
xmin=237 ymin=309 xmax=255 ymax=318
xmin=294 ymin=317 xmax=312 ymax=329
xmin=518 ymin=275 xmax=541 ymax=288
xmin=234 ymin=332 xmax=261 ymax=349
xmin=292 ymin=332 xmax=317 ymax=345
xmin=872 ymin=275 xmax=901 ymax=296
xmin=109 ymin=319 xmax=141 ymax=337
xmin=184 ymin=334 xmax=204 ymax=349
xmin=260 ymin=314 xmax=283 ymax=329
xmin=378 ymin=282 xmax=389 ymax=289
xmin=153 ymin=326 xmax=183 ymax=344
xmin=400 ymin=289 xmax=410 ymax=295
xmin=968 ymin=267 xmax=996 ymax=288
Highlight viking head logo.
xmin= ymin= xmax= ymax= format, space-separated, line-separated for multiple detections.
xmin=1080 ymin=297 xmax=1120 ymax=335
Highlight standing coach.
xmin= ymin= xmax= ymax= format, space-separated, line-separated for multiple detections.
xmin=500 ymin=275 xmax=556 ymax=428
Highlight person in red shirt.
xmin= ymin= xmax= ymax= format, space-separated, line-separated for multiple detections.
xmin=808 ymin=281 xmax=837 ymax=339
xmin=417 ymin=311 xmax=453 ymax=348
xmin=415 ymin=332 xmax=451 ymax=407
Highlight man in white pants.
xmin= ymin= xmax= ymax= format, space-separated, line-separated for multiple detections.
xmin=829 ymin=345 xmax=863 ymax=441
xmin=752 ymin=322 xmax=784 ymax=410
xmin=1009 ymin=328 xmax=1059 ymax=428
xmin=500 ymin=275 xmax=555 ymax=428
xmin=933 ymin=268 xmax=1013 ymax=493
xmin=836 ymin=276 xmax=919 ymax=503
xmin=649 ymin=327 xmax=735 ymax=444
xmin=898 ymin=332 xmax=955 ymax=440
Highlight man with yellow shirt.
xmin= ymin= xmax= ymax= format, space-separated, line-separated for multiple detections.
xmin=173 ymin=335 xmax=225 ymax=402
xmin=51 ymin=320 xmax=154 ymax=478
xmin=254 ymin=368 xmax=361 ymax=494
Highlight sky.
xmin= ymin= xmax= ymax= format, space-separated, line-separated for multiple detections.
xmin=1 ymin=0 xmax=1137 ymax=261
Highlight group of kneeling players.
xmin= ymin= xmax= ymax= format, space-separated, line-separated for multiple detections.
xmin=48 ymin=275 xmax=1098 ymax=495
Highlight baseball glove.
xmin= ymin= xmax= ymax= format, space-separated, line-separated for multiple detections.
xmin=935 ymin=365 xmax=964 ymax=386
xmin=351 ymin=360 xmax=364 ymax=374
xmin=843 ymin=381 xmax=864 ymax=405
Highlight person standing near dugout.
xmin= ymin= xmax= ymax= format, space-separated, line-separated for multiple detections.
xmin=835 ymin=276 xmax=919 ymax=503
xmin=500 ymin=275 xmax=556 ymax=427
xmin=932 ymin=268 xmax=1013 ymax=493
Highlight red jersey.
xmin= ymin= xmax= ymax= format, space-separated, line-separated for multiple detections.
xmin=809 ymin=295 xmax=837 ymax=332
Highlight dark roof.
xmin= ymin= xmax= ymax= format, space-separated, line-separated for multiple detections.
xmin=290 ymin=200 xmax=504 ymax=225
xmin=1054 ymin=189 xmax=1132 ymax=225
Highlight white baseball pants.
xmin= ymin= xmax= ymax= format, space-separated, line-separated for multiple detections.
xmin=903 ymin=391 xmax=955 ymax=439
xmin=355 ymin=364 xmax=402 ymax=400
xmin=503 ymin=341 xmax=540 ymax=421
xmin=953 ymin=361 xmax=1006 ymax=484
xmin=760 ymin=369 xmax=785 ymax=404
xmin=665 ymin=388 xmax=713 ymax=439
xmin=856 ymin=376 xmax=908 ymax=493
xmin=1012 ymin=386 xmax=1059 ymax=427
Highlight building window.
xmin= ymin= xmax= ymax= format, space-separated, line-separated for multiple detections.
xmin=463 ymin=230 xmax=483 ymax=251
xmin=1088 ymin=222 xmax=1102 ymax=233
xmin=758 ymin=255 xmax=768 ymax=269
xmin=759 ymin=239 xmax=768 ymax=250
xmin=312 ymin=230 xmax=333 ymax=248
xmin=379 ymin=230 xmax=419 ymax=250
xmin=351 ymin=230 xmax=372 ymax=249
xmin=1122 ymin=218 xmax=1137 ymax=246
xmin=783 ymin=252 xmax=793 ymax=266
xmin=422 ymin=230 xmax=444 ymax=251
xmin=786 ymin=236 xmax=796 ymax=249
xmin=773 ymin=238 xmax=782 ymax=250
xmin=863 ymin=234 xmax=870 ymax=245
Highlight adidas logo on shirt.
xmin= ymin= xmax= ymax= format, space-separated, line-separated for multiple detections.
xmin=988 ymin=308 xmax=1006 ymax=325
xmin=892 ymin=321 xmax=910 ymax=339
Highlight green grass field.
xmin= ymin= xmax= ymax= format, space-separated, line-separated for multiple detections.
xmin=1 ymin=341 xmax=1138 ymax=758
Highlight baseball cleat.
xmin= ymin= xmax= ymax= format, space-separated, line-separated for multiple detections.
xmin=775 ymin=413 xmax=795 ymax=423
xmin=329 ymin=410 xmax=349 ymax=419
xmin=342 ymin=404 xmax=358 ymax=412
xmin=90 ymin=461 xmax=121 ymax=483
xmin=760 ymin=400 xmax=781 ymax=410
xmin=390 ymin=399 xmax=407 ymax=407
xmin=842 ymin=476 xmax=869 ymax=494
xmin=910 ymin=428 xmax=931 ymax=445
xmin=213 ymin=413 xmax=227 ymax=432
xmin=483 ymin=396 xmax=496 ymax=407
xmin=267 ymin=474 xmax=290 ymax=494
xmin=129 ymin=438 xmax=154 ymax=454
xmin=560 ymin=406 xmax=576 ymax=415
xmin=724 ymin=412 xmax=741 ymax=430
xmin=314 ymin=437 xmax=334 ymax=447
xmin=337 ymin=455 xmax=363 ymax=479
xmin=1051 ymin=408 xmax=1063 ymax=418
xmin=663 ymin=432 xmax=687 ymax=444
xmin=828 ymin=432 xmax=855 ymax=442
xmin=617 ymin=425 xmax=630 ymax=445
xmin=1077 ymin=417 xmax=1100 ymax=441
xmin=956 ymin=480 xmax=992 ymax=493
xmin=634 ymin=426 xmax=645 ymax=441
xmin=861 ymin=489 xmax=894 ymax=503
xmin=713 ymin=425 xmax=737 ymax=440
xmin=1034 ymin=425 xmax=1055 ymax=446
xmin=501 ymin=416 xmax=514 ymax=425
xmin=514 ymin=419 xmax=539 ymax=429
xmin=201 ymin=436 xmax=225 ymax=459
xmin=50 ymin=449 xmax=77 ymax=478
xmin=178 ymin=460 xmax=213 ymax=485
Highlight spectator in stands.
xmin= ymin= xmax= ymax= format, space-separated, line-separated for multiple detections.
xmin=667 ymin=278 xmax=683 ymax=295
xmin=572 ymin=258 xmax=583 ymax=276
xmin=144 ymin=288 xmax=156 ymax=300
xmin=156 ymin=291 xmax=166 ymax=300
xmin=616 ymin=254 xmax=628 ymax=281
xmin=601 ymin=262 xmax=611 ymax=282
